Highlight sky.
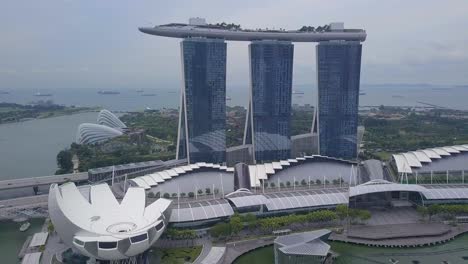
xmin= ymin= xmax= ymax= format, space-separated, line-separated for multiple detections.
xmin=1 ymin=0 xmax=468 ymax=91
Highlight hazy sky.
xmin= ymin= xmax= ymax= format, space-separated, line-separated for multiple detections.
xmin=1 ymin=0 xmax=468 ymax=91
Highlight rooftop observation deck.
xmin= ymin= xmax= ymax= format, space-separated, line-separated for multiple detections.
xmin=139 ymin=22 xmax=367 ymax=42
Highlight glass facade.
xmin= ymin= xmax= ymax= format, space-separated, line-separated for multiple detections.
xmin=177 ymin=38 xmax=227 ymax=163
xmin=317 ymin=41 xmax=362 ymax=160
xmin=245 ymin=40 xmax=294 ymax=162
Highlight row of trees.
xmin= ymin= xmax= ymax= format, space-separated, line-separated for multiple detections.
xmin=418 ymin=204 xmax=468 ymax=221
xmin=210 ymin=210 xmax=340 ymax=238
xmin=335 ymin=204 xmax=371 ymax=224
xmin=165 ymin=228 xmax=197 ymax=240
xmin=265 ymin=178 xmax=346 ymax=189
xmin=148 ymin=188 xmax=221 ymax=199
xmin=298 ymin=25 xmax=331 ymax=32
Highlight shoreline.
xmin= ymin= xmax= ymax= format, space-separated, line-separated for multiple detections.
xmin=0 ymin=108 xmax=101 ymax=126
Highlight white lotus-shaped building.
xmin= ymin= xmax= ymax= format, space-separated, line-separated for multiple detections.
xmin=76 ymin=123 xmax=123 ymax=145
xmin=48 ymin=182 xmax=171 ymax=260
xmin=97 ymin=109 xmax=127 ymax=129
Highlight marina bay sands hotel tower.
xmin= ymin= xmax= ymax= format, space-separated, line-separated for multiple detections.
xmin=140 ymin=18 xmax=366 ymax=163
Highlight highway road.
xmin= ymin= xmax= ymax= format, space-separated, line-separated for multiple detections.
xmin=0 ymin=172 xmax=88 ymax=191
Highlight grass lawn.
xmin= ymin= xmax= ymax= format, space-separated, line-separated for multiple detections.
xmin=150 ymin=246 xmax=202 ymax=264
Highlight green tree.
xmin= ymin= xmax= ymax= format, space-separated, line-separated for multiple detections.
xmin=56 ymin=150 xmax=73 ymax=174
xmin=230 ymin=216 xmax=243 ymax=235
xmin=335 ymin=204 xmax=349 ymax=222
xmin=210 ymin=222 xmax=231 ymax=238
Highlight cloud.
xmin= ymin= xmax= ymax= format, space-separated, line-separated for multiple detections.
xmin=1 ymin=0 xmax=468 ymax=90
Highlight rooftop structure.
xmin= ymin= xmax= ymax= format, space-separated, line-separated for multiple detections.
xmin=29 ymin=232 xmax=48 ymax=248
xmin=139 ymin=22 xmax=366 ymax=42
xmin=97 ymin=109 xmax=127 ymax=129
xmin=274 ymin=229 xmax=332 ymax=264
xmin=48 ymin=182 xmax=172 ymax=261
xmin=392 ymin=145 xmax=468 ymax=174
xmin=76 ymin=109 xmax=126 ymax=145
xmin=75 ymin=123 xmax=123 ymax=145
xmin=21 ymin=252 xmax=42 ymax=264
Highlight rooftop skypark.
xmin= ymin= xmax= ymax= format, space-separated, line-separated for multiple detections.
xmin=139 ymin=18 xmax=366 ymax=42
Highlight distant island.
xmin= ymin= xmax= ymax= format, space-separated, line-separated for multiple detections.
xmin=0 ymin=101 xmax=98 ymax=124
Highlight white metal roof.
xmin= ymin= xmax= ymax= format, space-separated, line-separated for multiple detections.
xmin=272 ymin=162 xmax=283 ymax=170
xmin=169 ymin=200 xmax=234 ymax=223
xmin=158 ymin=171 xmax=172 ymax=180
xmin=453 ymin=145 xmax=468 ymax=152
xmin=22 ymin=252 xmax=42 ymax=264
xmin=173 ymin=167 xmax=185 ymax=174
xmin=421 ymin=149 xmax=441 ymax=159
xmin=140 ymin=176 xmax=157 ymax=186
xmin=349 ymin=180 xmax=426 ymax=197
xmin=392 ymin=154 xmax=413 ymax=174
xmin=433 ymin=148 xmax=451 ymax=156
xmin=149 ymin=173 xmax=164 ymax=183
xmin=412 ymin=151 xmax=432 ymax=163
xmin=442 ymin=147 xmax=460 ymax=154
xmin=402 ymin=153 xmax=422 ymax=167
xmin=280 ymin=160 xmax=290 ymax=166
xmin=227 ymin=194 xmax=268 ymax=208
xmin=29 ymin=232 xmax=48 ymax=248
xmin=275 ymin=230 xmax=331 ymax=257
xmin=256 ymin=165 xmax=268 ymax=180
xmin=166 ymin=169 xmax=178 ymax=177
xmin=49 ymin=182 xmax=171 ymax=242
xmin=264 ymin=163 xmax=275 ymax=174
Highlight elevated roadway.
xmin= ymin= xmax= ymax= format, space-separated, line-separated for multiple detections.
xmin=0 ymin=172 xmax=88 ymax=191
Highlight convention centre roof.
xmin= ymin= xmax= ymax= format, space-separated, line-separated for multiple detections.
xmin=247 ymin=155 xmax=356 ymax=188
xmin=169 ymin=199 xmax=234 ymax=223
xmin=392 ymin=145 xmax=468 ymax=174
xmin=129 ymin=162 xmax=234 ymax=190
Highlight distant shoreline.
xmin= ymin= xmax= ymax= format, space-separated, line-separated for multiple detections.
xmin=0 ymin=105 xmax=101 ymax=125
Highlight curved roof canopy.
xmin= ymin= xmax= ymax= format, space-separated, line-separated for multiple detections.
xmin=97 ymin=109 xmax=127 ymax=129
xmin=76 ymin=123 xmax=123 ymax=145
xmin=129 ymin=162 xmax=234 ymax=190
xmin=48 ymin=182 xmax=171 ymax=260
xmin=393 ymin=145 xmax=468 ymax=174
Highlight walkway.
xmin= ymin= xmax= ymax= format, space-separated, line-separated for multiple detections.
xmin=193 ymin=240 xmax=212 ymax=264
xmin=221 ymin=237 xmax=275 ymax=264
xmin=330 ymin=223 xmax=468 ymax=247
xmin=198 ymin=247 xmax=225 ymax=264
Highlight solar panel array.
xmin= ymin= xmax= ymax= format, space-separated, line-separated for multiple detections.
xmin=169 ymin=200 xmax=234 ymax=223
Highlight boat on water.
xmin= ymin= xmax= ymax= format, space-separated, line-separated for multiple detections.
xmin=98 ymin=90 xmax=120 ymax=95
xmin=226 ymin=96 xmax=232 ymax=101
xmin=34 ymin=92 xmax=53 ymax=97
xmin=141 ymin=93 xmax=156 ymax=97
xmin=0 ymin=91 xmax=9 ymax=94
xmin=136 ymin=89 xmax=144 ymax=93
xmin=359 ymin=92 xmax=366 ymax=95
xmin=19 ymin=222 xmax=31 ymax=232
